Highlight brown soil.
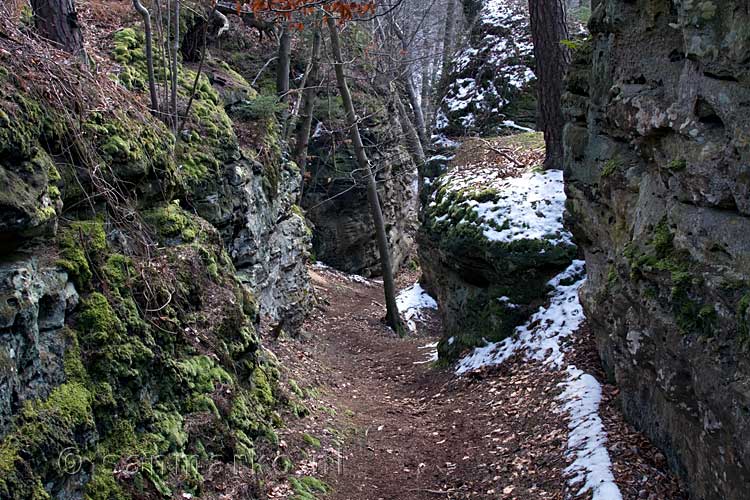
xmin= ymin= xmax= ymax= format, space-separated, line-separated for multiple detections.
xmin=265 ymin=266 xmax=686 ymax=500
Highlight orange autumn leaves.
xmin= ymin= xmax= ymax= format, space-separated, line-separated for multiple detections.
xmin=233 ymin=0 xmax=375 ymax=27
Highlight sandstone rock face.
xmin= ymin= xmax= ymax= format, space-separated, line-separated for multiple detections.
xmin=302 ymin=94 xmax=417 ymax=277
xmin=434 ymin=0 xmax=536 ymax=137
xmin=564 ymin=1 xmax=750 ymax=498
xmin=0 ymin=259 xmax=78 ymax=435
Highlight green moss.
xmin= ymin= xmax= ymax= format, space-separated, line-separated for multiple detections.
xmin=143 ymin=203 xmax=203 ymax=243
xmin=57 ymin=220 xmax=107 ymax=288
xmin=78 ymin=292 xmax=153 ymax=380
xmin=111 ymin=28 xmax=237 ymax=191
xmin=101 ymin=254 xmax=133 ymax=289
xmin=666 ymin=158 xmax=687 ymax=172
xmin=0 ymin=382 xmax=94 ymax=499
xmin=601 ymin=156 xmax=622 ymax=178
xmin=177 ymin=355 xmax=233 ymax=394
xmin=607 ymin=266 xmax=618 ymax=286
xmin=288 ymin=379 xmax=305 ymax=398
xmin=289 ymin=476 xmax=329 ymax=500
xmin=302 ymin=433 xmax=321 ymax=448
xmin=251 ymin=367 xmax=275 ymax=405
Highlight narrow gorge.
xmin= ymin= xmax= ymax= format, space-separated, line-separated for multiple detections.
xmin=0 ymin=0 xmax=748 ymax=499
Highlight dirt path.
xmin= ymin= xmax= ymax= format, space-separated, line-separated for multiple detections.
xmin=267 ymin=266 xmax=685 ymax=500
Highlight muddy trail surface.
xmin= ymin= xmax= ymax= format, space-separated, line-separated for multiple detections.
xmin=267 ymin=266 xmax=685 ymax=500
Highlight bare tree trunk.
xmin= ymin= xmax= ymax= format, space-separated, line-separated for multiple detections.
xmin=441 ymin=0 xmax=456 ymax=77
xmin=420 ymin=47 xmax=432 ymax=133
xmin=276 ymin=22 xmax=291 ymax=98
xmin=325 ymin=15 xmax=404 ymax=334
xmin=171 ymin=0 xmax=180 ymax=131
xmin=132 ymin=0 xmax=158 ymax=113
xmin=294 ymin=24 xmax=321 ymax=177
xmin=403 ymin=75 xmax=427 ymax=145
xmin=30 ymin=0 xmax=86 ymax=59
xmin=529 ymin=0 xmax=570 ymax=170
xmin=395 ymin=92 xmax=426 ymax=197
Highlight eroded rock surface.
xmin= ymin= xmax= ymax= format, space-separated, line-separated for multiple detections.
xmin=302 ymin=89 xmax=417 ymax=277
xmin=434 ymin=0 xmax=536 ymax=137
xmin=564 ymin=1 xmax=750 ymax=498
xmin=0 ymin=259 xmax=78 ymax=435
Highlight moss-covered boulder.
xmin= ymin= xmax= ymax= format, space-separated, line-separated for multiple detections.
xmin=418 ymin=135 xmax=577 ymax=360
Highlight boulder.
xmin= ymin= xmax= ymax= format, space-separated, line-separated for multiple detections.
xmin=419 ymin=136 xmax=577 ymax=360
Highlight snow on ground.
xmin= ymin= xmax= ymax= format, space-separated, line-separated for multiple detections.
xmin=397 ymin=283 xmax=438 ymax=332
xmin=456 ymin=260 xmax=622 ymax=500
xmin=561 ymin=366 xmax=623 ymax=500
xmin=414 ymin=341 xmax=439 ymax=365
xmin=455 ymin=260 xmax=586 ymax=374
xmin=431 ymin=168 xmax=573 ymax=247
xmin=313 ymin=261 xmax=378 ymax=286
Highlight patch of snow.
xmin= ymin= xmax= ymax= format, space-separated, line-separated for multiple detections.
xmin=431 ymin=134 xmax=461 ymax=149
xmin=312 ymin=121 xmax=326 ymax=138
xmin=397 ymin=283 xmax=438 ymax=331
xmin=434 ymin=169 xmax=573 ymax=247
xmin=455 ymin=261 xmax=622 ymax=500
xmin=312 ymin=261 xmax=376 ymax=286
xmin=560 ymin=367 xmax=623 ymax=500
xmin=497 ymin=296 xmax=520 ymax=309
xmin=455 ymin=260 xmax=586 ymax=374
xmin=501 ymin=120 xmax=535 ymax=132
xmin=414 ymin=341 xmax=439 ymax=365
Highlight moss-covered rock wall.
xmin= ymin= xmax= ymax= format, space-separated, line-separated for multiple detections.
xmin=0 ymin=12 xmax=312 ymax=499
xmin=564 ymin=1 xmax=750 ymax=497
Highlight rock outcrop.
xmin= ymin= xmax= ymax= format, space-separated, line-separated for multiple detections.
xmin=0 ymin=15 xmax=312 ymax=499
xmin=434 ymin=0 xmax=536 ymax=138
xmin=302 ymin=86 xmax=417 ymax=277
xmin=564 ymin=1 xmax=750 ymax=498
xmin=0 ymin=260 xmax=78 ymax=436
xmin=419 ymin=135 xmax=577 ymax=360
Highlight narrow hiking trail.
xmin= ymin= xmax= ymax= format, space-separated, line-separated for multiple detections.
xmin=267 ymin=265 xmax=686 ymax=500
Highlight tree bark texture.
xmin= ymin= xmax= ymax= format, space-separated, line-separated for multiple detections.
xmin=30 ymin=0 xmax=85 ymax=57
xmin=131 ymin=0 xmax=159 ymax=113
xmin=325 ymin=15 xmax=404 ymax=333
xmin=529 ymin=0 xmax=570 ymax=170
xmin=441 ymin=0 xmax=456 ymax=78
xmin=276 ymin=22 xmax=291 ymax=99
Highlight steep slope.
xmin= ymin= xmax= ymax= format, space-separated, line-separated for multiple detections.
xmin=434 ymin=0 xmax=536 ymax=138
xmin=0 ymin=7 xmax=313 ymax=499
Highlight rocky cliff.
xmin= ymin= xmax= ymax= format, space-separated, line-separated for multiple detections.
xmin=0 ymin=12 xmax=311 ymax=499
xmin=434 ymin=0 xmax=537 ymax=138
xmin=563 ymin=1 xmax=750 ymax=498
